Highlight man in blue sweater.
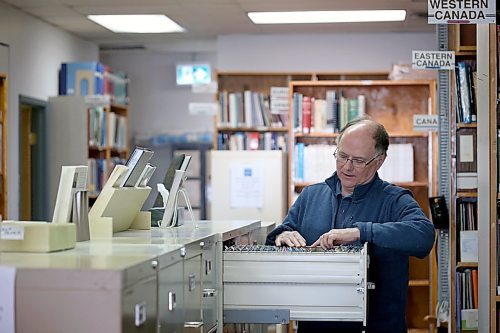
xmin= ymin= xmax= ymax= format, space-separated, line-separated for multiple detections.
xmin=266 ymin=117 xmax=435 ymax=333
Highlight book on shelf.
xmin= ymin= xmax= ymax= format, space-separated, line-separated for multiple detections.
xmin=312 ymin=99 xmax=329 ymax=133
xmin=301 ymin=96 xmax=312 ymax=134
xmin=270 ymin=86 xmax=289 ymax=123
xmin=455 ymin=60 xmax=477 ymax=124
xmin=456 ymin=269 xmax=479 ymax=331
xmin=456 ymin=127 xmax=477 ymax=190
xmin=217 ymin=132 xmax=287 ymax=151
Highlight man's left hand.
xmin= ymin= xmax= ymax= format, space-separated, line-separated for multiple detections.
xmin=311 ymin=228 xmax=360 ymax=249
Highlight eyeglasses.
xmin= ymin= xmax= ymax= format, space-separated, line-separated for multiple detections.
xmin=333 ymin=150 xmax=382 ymax=169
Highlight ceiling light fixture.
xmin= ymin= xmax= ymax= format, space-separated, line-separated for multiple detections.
xmin=248 ymin=10 xmax=407 ymax=24
xmin=87 ymin=15 xmax=185 ymax=33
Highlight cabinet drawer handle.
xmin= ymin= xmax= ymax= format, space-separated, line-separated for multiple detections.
xmin=184 ymin=321 xmax=203 ymax=328
xmin=202 ymin=288 xmax=217 ymax=297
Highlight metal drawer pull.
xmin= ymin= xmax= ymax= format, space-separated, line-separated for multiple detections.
xmin=184 ymin=321 xmax=203 ymax=328
xmin=168 ymin=291 xmax=176 ymax=311
xmin=203 ymin=288 xmax=217 ymax=297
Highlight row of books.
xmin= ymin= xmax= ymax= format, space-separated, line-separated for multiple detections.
xmin=87 ymin=157 xmax=126 ymax=196
xmin=455 ymin=269 xmax=478 ymax=332
xmin=457 ymin=200 xmax=478 ymax=263
xmin=59 ymin=61 xmax=129 ymax=105
xmin=454 ymin=60 xmax=477 ymax=124
xmin=293 ymin=144 xmax=337 ymax=183
xmin=217 ymin=132 xmax=287 ymax=151
xmin=217 ymin=90 xmax=288 ymax=128
xmin=292 ymin=91 xmax=366 ymax=134
xmin=88 ymin=107 xmax=127 ymax=150
xmin=457 ymin=199 xmax=477 ymax=231
xmin=293 ymin=143 xmax=414 ymax=184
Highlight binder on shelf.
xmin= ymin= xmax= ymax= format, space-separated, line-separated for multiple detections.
xmin=460 ymin=230 xmax=478 ymax=262
xmin=456 ymin=128 xmax=477 ymax=190
xmin=120 ymin=146 xmax=154 ymax=187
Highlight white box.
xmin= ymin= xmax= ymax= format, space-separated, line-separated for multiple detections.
xmin=461 ymin=309 xmax=478 ymax=330
xmin=460 ymin=230 xmax=478 ymax=262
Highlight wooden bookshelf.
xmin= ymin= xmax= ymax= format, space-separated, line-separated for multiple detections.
xmin=0 ymin=74 xmax=7 ymax=219
xmin=214 ymin=71 xmax=388 ymax=150
xmin=448 ymin=23 xmax=497 ymax=333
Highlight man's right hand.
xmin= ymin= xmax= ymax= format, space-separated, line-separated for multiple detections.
xmin=275 ymin=231 xmax=306 ymax=247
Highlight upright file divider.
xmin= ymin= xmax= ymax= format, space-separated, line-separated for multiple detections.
xmin=88 ymin=165 xmax=152 ymax=239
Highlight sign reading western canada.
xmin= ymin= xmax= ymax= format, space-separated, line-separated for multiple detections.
xmin=413 ymin=114 xmax=439 ymax=132
xmin=412 ymin=51 xmax=455 ymax=70
xmin=428 ymin=0 xmax=496 ymax=24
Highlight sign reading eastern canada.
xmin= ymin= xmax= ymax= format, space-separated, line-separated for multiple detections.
xmin=428 ymin=0 xmax=496 ymax=24
xmin=412 ymin=51 xmax=455 ymax=70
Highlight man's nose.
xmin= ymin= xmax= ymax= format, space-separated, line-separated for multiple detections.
xmin=344 ymin=159 xmax=355 ymax=170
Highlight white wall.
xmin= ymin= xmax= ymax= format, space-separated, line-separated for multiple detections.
xmin=217 ymin=33 xmax=436 ymax=72
xmin=100 ymin=52 xmax=217 ymax=139
xmin=0 ymin=3 xmax=99 ymax=219
xmin=102 ymin=32 xmax=436 ymax=140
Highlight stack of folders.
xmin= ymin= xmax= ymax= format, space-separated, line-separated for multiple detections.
xmin=120 ymin=147 xmax=156 ymax=188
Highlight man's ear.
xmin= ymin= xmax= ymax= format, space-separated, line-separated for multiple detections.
xmin=375 ymin=154 xmax=386 ymax=170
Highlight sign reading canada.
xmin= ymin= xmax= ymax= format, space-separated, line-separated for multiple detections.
xmin=428 ymin=0 xmax=496 ymax=24
xmin=412 ymin=51 xmax=455 ymax=70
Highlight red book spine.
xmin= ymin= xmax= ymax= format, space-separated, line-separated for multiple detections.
xmin=302 ymin=96 xmax=312 ymax=134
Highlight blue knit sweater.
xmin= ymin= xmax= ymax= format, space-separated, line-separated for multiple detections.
xmin=266 ymin=172 xmax=435 ymax=333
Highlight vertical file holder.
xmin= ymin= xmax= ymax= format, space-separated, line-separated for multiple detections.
xmin=88 ymin=165 xmax=152 ymax=239
xmin=160 ymin=169 xmax=196 ymax=228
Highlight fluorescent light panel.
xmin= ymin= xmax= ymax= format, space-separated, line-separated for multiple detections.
xmin=88 ymin=15 xmax=185 ymax=33
xmin=248 ymin=10 xmax=407 ymax=24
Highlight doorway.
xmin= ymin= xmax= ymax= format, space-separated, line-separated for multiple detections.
xmin=19 ymin=95 xmax=48 ymax=221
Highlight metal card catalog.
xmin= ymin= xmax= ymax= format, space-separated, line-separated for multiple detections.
xmin=223 ymin=244 xmax=369 ymax=325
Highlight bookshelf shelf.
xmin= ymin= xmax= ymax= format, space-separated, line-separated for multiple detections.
xmin=456 ymin=262 xmax=479 ymax=268
xmin=217 ymin=126 xmax=288 ymax=133
xmin=456 ymin=191 xmax=478 ymax=198
xmin=408 ymin=279 xmax=430 ymax=287
xmin=288 ymin=79 xmax=437 ymax=332
xmin=457 ymin=122 xmax=478 ymax=129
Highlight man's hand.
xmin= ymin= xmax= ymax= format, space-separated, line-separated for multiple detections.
xmin=275 ymin=231 xmax=306 ymax=247
xmin=311 ymin=228 xmax=360 ymax=249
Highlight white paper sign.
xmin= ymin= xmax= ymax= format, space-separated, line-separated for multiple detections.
xmin=413 ymin=114 xmax=439 ymax=132
xmin=459 ymin=135 xmax=474 ymax=162
xmin=0 ymin=266 xmax=16 ymax=333
xmin=188 ymin=102 xmax=219 ymax=116
xmin=412 ymin=51 xmax=455 ymax=70
xmin=0 ymin=225 xmax=24 ymax=240
xmin=230 ymin=164 xmax=263 ymax=208
xmin=428 ymin=0 xmax=496 ymax=24
xmin=192 ymin=82 xmax=218 ymax=94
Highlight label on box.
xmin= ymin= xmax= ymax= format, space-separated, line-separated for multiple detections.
xmin=0 ymin=225 xmax=25 ymax=240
